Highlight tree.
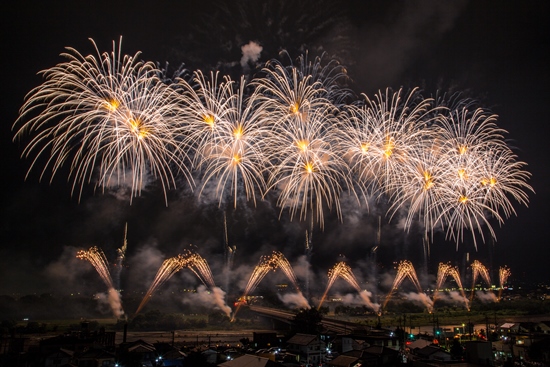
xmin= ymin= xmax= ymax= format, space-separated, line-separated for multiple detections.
xmin=291 ymin=308 xmax=323 ymax=335
xmin=450 ymin=338 xmax=464 ymax=360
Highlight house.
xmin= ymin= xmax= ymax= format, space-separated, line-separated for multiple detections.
xmin=499 ymin=323 xmax=519 ymax=334
xmin=118 ymin=339 xmax=158 ymax=366
xmin=218 ymin=353 xmax=282 ymax=367
xmin=73 ymin=348 xmax=116 ymax=367
xmin=328 ymin=354 xmax=360 ymax=367
xmin=286 ymin=333 xmax=326 ymax=366
xmin=413 ymin=345 xmax=452 ymax=362
xmin=44 ymin=348 xmax=73 ymax=367
xmin=362 ymin=345 xmax=399 ymax=366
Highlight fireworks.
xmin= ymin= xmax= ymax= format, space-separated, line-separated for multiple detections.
xmin=135 ymin=248 xmax=224 ymax=315
xmin=498 ymin=266 xmax=511 ymax=301
xmin=14 ymin=38 xmax=192 ymax=203
xmin=383 ymin=260 xmax=433 ymax=312
xmin=469 ymin=259 xmax=492 ymax=303
xmin=76 ymin=246 xmax=125 ymax=318
xmin=318 ymin=261 xmax=378 ymax=312
xmin=14 ymin=40 xmax=533 ymax=248
xmin=433 ymin=262 xmax=469 ymax=310
xmin=232 ymin=251 xmax=306 ymax=321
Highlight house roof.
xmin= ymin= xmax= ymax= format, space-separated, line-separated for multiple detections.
xmin=218 ymin=354 xmax=281 ymax=367
xmin=416 ymin=345 xmax=449 ymax=358
xmin=328 ymin=355 xmax=360 ymax=367
xmin=363 ymin=345 xmax=398 ymax=356
xmin=286 ymin=333 xmax=318 ymax=346
xmin=500 ymin=323 xmax=516 ymax=329
xmin=408 ymin=339 xmax=433 ymax=349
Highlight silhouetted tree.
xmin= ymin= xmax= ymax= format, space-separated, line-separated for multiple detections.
xmin=291 ymin=307 xmax=323 ymax=335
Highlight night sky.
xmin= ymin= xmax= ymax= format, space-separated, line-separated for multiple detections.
xmin=1 ymin=0 xmax=548 ymax=301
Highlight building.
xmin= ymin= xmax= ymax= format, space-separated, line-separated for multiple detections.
xmin=286 ymin=333 xmax=326 ymax=366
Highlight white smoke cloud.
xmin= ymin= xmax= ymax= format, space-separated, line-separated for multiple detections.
xmin=475 ymin=290 xmax=497 ymax=303
xmin=44 ymin=246 xmax=91 ymax=290
xmin=240 ymin=41 xmax=263 ymax=73
xmin=183 ymin=285 xmax=232 ymax=317
xmin=435 ymin=290 xmax=470 ymax=308
xmin=403 ymin=291 xmax=434 ymax=310
xmin=94 ymin=287 xmax=125 ymax=318
xmin=278 ymin=292 xmax=310 ymax=309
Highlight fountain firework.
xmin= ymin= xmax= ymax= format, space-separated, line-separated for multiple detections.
xmin=76 ymin=246 xmax=125 ymax=318
xmin=136 ymin=248 xmax=230 ymax=316
xmin=498 ymin=266 xmax=511 ymax=301
xmin=433 ymin=262 xmax=469 ymax=310
xmin=13 ymin=39 xmax=533 ymax=248
xmin=469 ymin=260 xmax=492 ymax=303
xmin=318 ymin=261 xmax=379 ymax=313
xmin=135 ymin=253 xmax=190 ymax=315
xmin=232 ymin=251 xmax=307 ymax=321
xmin=383 ymin=260 xmax=433 ymax=312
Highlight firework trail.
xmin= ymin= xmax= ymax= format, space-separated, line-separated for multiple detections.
xmin=318 ymin=261 xmax=379 ymax=313
xmin=114 ymin=223 xmax=128 ymax=290
xmin=222 ymin=212 xmax=234 ymax=293
xmin=469 ymin=259 xmax=492 ymax=303
xmin=383 ymin=260 xmax=432 ymax=312
xmin=433 ymin=262 xmax=469 ymax=310
xmin=77 ymin=246 xmax=124 ymax=318
xmin=304 ymin=224 xmax=313 ymax=301
xmin=498 ymin=266 xmax=511 ymax=301
xmin=13 ymin=38 xmax=193 ymax=203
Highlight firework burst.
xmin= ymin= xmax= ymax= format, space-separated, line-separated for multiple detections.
xmin=14 ymin=38 xmax=192 ymax=203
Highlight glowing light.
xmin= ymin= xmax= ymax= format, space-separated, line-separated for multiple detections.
xmin=105 ymin=99 xmax=120 ymax=111
xmin=203 ymin=113 xmax=215 ymax=127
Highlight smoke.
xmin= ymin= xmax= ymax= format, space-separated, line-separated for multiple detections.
xmin=44 ymin=246 xmax=91 ymax=290
xmin=436 ymin=290 xmax=469 ymax=307
xmin=277 ymin=292 xmax=310 ymax=309
xmin=183 ymin=285 xmax=232 ymax=317
xmin=475 ymin=290 xmax=497 ymax=303
xmin=352 ymin=0 xmax=468 ymax=90
xmin=240 ymin=41 xmax=263 ymax=75
xmin=403 ymin=291 xmax=434 ymax=310
xmin=126 ymin=242 xmax=166 ymax=290
xmin=94 ymin=287 xmax=125 ymax=318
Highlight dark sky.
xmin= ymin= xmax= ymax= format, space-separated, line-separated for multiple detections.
xmin=1 ymin=0 xmax=548 ymax=300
